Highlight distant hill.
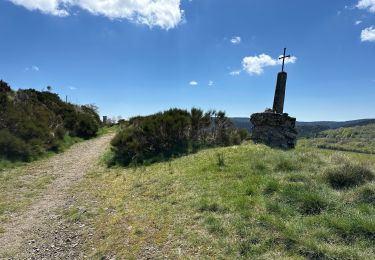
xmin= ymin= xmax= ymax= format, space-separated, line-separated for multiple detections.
xmin=230 ymin=117 xmax=375 ymax=138
xmin=303 ymin=123 xmax=375 ymax=154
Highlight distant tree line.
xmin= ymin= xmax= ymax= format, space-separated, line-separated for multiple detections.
xmin=0 ymin=80 xmax=101 ymax=162
xmin=111 ymin=108 xmax=249 ymax=165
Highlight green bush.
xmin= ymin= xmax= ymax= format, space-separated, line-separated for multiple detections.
xmin=325 ymin=161 xmax=374 ymax=189
xmin=111 ymin=108 xmax=239 ymax=166
xmin=0 ymin=130 xmax=31 ymax=161
xmin=74 ymin=113 xmax=100 ymax=139
xmin=0 ymin=81 xmax=101 ymax=162
xmin=111 ymin=109 xmax=191 ymax=165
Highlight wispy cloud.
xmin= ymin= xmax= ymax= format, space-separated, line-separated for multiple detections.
xmin=69 ymin=86 xmax=77 ymax=90
xmin=242 ymin=53 xmax=297 ymax=75
xmin=230 ymin=36 xmax=241 ymax=44
xmin=361 ymin=26 xmax=375 ymax=42
xmin=189 ymin=81 xmax=198 ymax=86
xmin=355 ymin=20 xmax=363 ymax=25
xmin=25 ymin=65 xmax=40 ymax=72
xmin=8 ymin=0 xmax=183 ymax=30
xmin=208 ymin=80 xmax=214 ymax=86
xmin=229 ymin=70 xmax=241 ymax=76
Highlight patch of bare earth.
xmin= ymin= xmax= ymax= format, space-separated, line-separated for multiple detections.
xmin=0 ymin=134 xmax=114 ymax=259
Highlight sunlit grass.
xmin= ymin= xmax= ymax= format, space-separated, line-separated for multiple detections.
xmin=67 ymin=142 xmax=375 ymax=259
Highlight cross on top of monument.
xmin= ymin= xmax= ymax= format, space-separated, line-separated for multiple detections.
xmin=279 ymin=48 xmax=291 ymax=73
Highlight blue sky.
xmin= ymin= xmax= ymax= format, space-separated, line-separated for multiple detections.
xmin=0 ymin=0 xmax=375 ymax=121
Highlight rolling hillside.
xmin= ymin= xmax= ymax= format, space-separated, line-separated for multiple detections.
xmin=303 ymin=123 xmax=375 ymax=154
xmin=231 ymin=117 xmax=375 ymax=138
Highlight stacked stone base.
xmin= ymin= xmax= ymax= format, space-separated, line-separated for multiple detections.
xmin=250 ymin=112 xmax=297 ymax=149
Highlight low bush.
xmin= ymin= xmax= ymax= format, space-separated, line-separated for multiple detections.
xmin=74 ymin=113 xmax=100 ymax=139
xmin=111 ymin=108 xmax=246 ymax=166
xmin=324 ymin=161 xmax=374 ymax=189
xmin=0 ymin=130 xmax=31 ymax=161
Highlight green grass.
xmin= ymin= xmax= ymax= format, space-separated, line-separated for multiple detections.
xmin=96 ymin=126 xmax=118 ymax=137
xmin=65 ymin=142 xmax=375 ymax=259
xmin=0 ymin=127 xmax=116 ymax=171
xmin=303 ymin=123 xmax=375 ymax=154
xmin=0 ymin=164 xmax=56 ymax=226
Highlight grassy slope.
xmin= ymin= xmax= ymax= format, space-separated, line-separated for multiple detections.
xmin=66 ymin=142 xmax=375 ymax=259
xmin=303 ymin=124 xmax=375 ymax=154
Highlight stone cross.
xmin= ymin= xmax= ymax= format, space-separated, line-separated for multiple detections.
xmin=272 ymin=48 xmax=291 ymax=114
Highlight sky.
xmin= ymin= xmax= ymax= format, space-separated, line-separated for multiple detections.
xmin=0 ymin=0 xmax=375 ymax=121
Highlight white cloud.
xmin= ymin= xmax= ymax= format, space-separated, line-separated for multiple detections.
xmin=242 ymin=53 xmax=297 ymax=75
xmin=69 ymin=86 xmax=77 ymax=90
xmin=361 ymin=26 xmax=375 ymax=41
xmin=31 ymin=65 xmax=40 ymax=71
xmin=25 ymin=65 xmax=40 ymax=72
xmin=357 ymin=0 xmax=375 ymax=13
xmin=208 ymin=80 xmax=214 ymax=86
xmin=355 ymin=20 xmax=363 ymax=25
xmin=189 ymin=81 xmax=198 ymax=86
xmin=229 ymin=70 xmax=241 ymax=76
xmin=10 ymin=0 xmax=69 ymax=16
xmin=9 ymin=0 xmax=183 ymax=30
xmin=230 ymin=36 xmax=241 ymax=44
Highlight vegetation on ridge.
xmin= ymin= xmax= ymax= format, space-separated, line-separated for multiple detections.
xmin=110 ymin=108 xmax=249 ymax=166
xmin=0 ymin=80 xmax=101 ymax=163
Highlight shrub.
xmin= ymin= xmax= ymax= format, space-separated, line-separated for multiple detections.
xmin=0 ymin=81 xmax=101 ymax=162
xmin=74 ymin=113 xmax=100 ymax=139
xmin=325 ymin=161 xmax=374 ymax=189
xmin=111 ymin=108 xmax=237 ymax=166
xmin=0 ymin=130 xmax=31 ymax=161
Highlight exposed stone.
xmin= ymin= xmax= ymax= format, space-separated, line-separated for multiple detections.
xmin=250 ymin=112 xmax=297 ymax=149
xmin=272 ymin=72 xmax=287 ymax=114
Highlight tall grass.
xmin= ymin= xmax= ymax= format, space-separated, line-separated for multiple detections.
xmin=63 ymin=142 xmax=375 ymax=259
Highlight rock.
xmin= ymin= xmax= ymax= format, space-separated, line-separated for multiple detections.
xmin=250 ymin=112 xmax=297 ymax=149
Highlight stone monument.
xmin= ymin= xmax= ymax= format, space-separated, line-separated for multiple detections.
xmin=250 ymin=48 xmax=297 ymax=149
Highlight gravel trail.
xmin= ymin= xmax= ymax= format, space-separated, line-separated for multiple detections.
xmin=0 ymin=134 xmax=114 ymax=259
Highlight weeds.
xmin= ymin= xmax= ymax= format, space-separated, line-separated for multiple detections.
xmin=216 ymin=153 xmax=225 ymax=168
xmin=325 ymin=161 xmax=374 ymax=189
xmin=357 ymin=186 xmax=375 ymax=206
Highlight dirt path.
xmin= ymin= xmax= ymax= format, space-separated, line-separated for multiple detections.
xmin=0 ymin=133 xmax=114 ymax=259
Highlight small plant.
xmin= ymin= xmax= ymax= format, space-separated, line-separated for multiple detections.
xmin=217 ymin=153 xmax=225 ymax=168
xmin=298 ymin=192 xmax=328 ymax=215
xmin=264 ymin=180 xmax=279 ymax=195
xmin=199 ymin=200 xmax=221 ymax=212
xmin=274 ymin=157 xmax=297 ymax=172
xmin=358 ymin=186 xmax=375 ymax=206
xmin=205 ymin=216 xmax=225 ymax=235
xmin=324 ymin=161 xmax=374 ymax=189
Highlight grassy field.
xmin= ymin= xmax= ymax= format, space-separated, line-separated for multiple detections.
xmin=65 ymin=141 xmax=375 ymax=259
xmin=303 ymin=124 xmax=375 ymax=154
